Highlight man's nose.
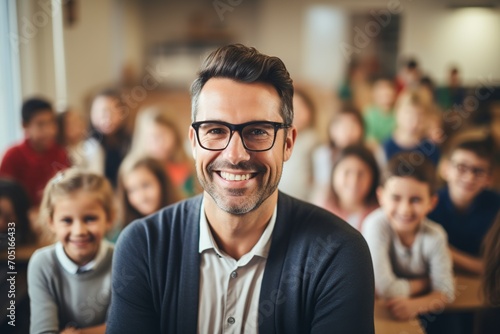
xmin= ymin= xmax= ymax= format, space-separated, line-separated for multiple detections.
xmin=222 ymin=131 xmax=251 ymax=165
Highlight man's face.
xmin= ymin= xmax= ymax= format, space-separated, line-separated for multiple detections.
xmin=189 ymin=78 xmax=295 ymax=215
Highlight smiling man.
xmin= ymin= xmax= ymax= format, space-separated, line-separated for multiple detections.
xmin=107 ymin=44 xmax=374 ymax=333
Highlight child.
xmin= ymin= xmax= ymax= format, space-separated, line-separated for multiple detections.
xmin=315 ymin=145 xmax=379 ymax=231
xmin=0 ymin=97 xmax=70 ymax=207
xmin=428 ymin=139 xmax=500 ymax=275
xmin=382 ymin=90 xmax=441 ymax=166
xmin=279 ymin=87 xmax=319 ymax=201
xmin=113 ymin=155 xmax=179 ymax=241
xmin=363 ymin=78 xmax=397 ymax=144
xmin=0 ymin=178 xmax=33 ymax=248
xmin=84 ymin=89 xmax=131 ymax=187
xmin=131 ymin=107 xmax=197 ymax=198
xmin=57 ymin=109 xmax=89 ymax=168
xmin=28 ymin=169 xmax=115 ymax=333
xmin=363 ymin=152 xmax=455 ymax=328
xmin=312 ymin=104 xmax=365 ymax=187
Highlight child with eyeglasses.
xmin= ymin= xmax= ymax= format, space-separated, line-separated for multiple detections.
xmin=428 ymin=138 xmax=500 ymax=276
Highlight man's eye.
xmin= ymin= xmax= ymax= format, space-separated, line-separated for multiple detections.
xmin=205 ymin=127 xmax=229 ymax=136
xmin=245 ymin=126 xmax=272 ymax=136
xmin=61 ymin=217 xmax=72 ymax=224
xmin=410 ymin=197 xmax=422 ymax=204
xmin=250 ymin=129 xmax=267 ymax=135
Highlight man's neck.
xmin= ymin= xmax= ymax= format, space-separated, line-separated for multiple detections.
xmin=203 ymin=191 xmax=277 ymax=261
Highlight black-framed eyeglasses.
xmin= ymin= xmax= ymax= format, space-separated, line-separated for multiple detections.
xmin=450 ymin=161 xmax=489 ymax=178
xmin=191 ymin=120 xmax=291 ymax=152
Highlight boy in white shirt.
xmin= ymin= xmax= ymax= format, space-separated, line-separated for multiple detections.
xmin=363 ymin=152 xmax=455 ymax=333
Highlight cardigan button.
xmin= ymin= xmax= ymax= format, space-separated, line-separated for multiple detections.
xmin=230 ymin=271 xmax=238 ymax=279
xmin=227 ymin=317 xmax=235 ymax=325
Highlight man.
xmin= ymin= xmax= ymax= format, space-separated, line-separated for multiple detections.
xmin=107 ymin=44 xmax=374 ymax=333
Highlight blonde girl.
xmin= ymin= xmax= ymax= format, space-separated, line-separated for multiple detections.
xmin=28 ymin=169 xmax=115 ymax=334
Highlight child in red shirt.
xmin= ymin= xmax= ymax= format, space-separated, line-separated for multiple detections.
xmin=0 ymin=98 xmax=70 ymax=207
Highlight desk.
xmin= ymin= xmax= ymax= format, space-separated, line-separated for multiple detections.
xmin=374 ymin=300 xmax=425 ymax=334
xmin=374 ymin=275 xmax=484 ymax=333
xmin=448 ymin=274 xmax=483 ymax=310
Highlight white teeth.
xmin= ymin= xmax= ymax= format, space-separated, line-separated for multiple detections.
xmin=220 ymin=171 xmax=252 ymax=181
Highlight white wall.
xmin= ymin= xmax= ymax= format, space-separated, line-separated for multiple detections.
xmin=17 ymin=0 xmax=56 ymax=101
xmin=256 ymin=0 xmax=500 ymax=89
xmin=401 ymin=0 xmax=500 ymax=86
xmin=15 ymin=0 xmax=500 ymax=110
xmin=17 ymin=0 xmax=145 ymax=111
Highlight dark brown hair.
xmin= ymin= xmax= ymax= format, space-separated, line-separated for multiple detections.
xmin=190 ymin=44 xmax=294 ymax=125
xmin=21 ymin=97 xmax=53 ymax=125
xmin=118 ymin=155 xmax=179 ymax=227
xmin=449 ymin=137 xmax=494 ymax=167
xmin=382 ymin=152 xmax=437 ymax=194
xmin=482 ymin=212 xmax=500 ymax=306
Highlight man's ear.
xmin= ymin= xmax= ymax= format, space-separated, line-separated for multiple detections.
xmin=189 ymin=126 xmax=197 ymax=160
xmin=283 ymin=126 xmax=297 ymax=162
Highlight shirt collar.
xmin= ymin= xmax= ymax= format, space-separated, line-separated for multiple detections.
xmin=198 ymin=199 xmax=277 ymax=260
xmin=55 ymin=240 xmax=109 ymax=275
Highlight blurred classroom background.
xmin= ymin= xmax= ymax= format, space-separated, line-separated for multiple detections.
xmin=2 ymin=0 xmax=500 ymax=153
xmin=1 ymin=1 xmax=500 ymax=333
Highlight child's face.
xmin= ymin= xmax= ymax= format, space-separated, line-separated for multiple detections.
xmin=49 ymin=191 xmax=111 ymax=266
xmin=396 ymin=104 xmax=424 ymax=136
xmin=378 ymin=176 xmax=437 ymax=235
xmin=329 ymin=114 xmax=363 ymax=149
xmin=333 ymin=156 xmax=373 ymax=207
xmin=0 ymin=197 xmax=16 ymax=233
xmin=124 ymin=166 xmax=163 ymax=216
xmin=64 ymin=111 xmax=86 ymax=145
xmin=445 ymin=149 xmax=491 ymax=204
xmin=147 ymin=123 xmax=177 ymax=161
xmin=23 ymin=110 xmax=57 ymax=150
xmin=90 ymin=96 xmax=123 ymax=135
xmin=373 ymin=81 xmax=396 ymax=109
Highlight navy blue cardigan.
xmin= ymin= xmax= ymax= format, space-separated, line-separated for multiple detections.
xmin=107 ymin=193 xmax=374 ymax=333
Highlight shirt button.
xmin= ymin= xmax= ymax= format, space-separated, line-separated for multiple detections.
xmin=227 ymin=317 xmax=235 ymax=325
xmin=230 ymin=271 xmax=238 ymax=279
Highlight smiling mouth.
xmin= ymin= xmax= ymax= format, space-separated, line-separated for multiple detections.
xmin=218 ymin=171 xmax=257 ymax=181
xmin=69 ymin=239 xmax=93 ymax=246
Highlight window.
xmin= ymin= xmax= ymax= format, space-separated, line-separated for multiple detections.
xmin=0 ymin=0 xmax=23 ymax=154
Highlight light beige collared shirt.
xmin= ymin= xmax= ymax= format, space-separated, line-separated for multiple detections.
xmin=198 ymin=200 xmax=277 ymax=334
